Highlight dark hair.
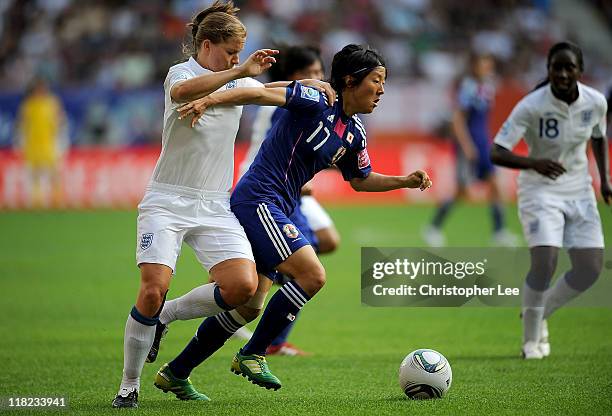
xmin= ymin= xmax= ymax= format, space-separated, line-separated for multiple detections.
xmin=330 ymin=44 xmax=386 ymax=92
xmin=183 ymin=0 xmax=246 ymax=57
xmin=268 ymin=45 xmax=323 ymax=82
xmin=533 ymin=41 xmax=584 ymax=90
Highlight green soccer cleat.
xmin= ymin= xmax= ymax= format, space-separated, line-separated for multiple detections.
xmin=230 ymin=351 xmax=282 ymax=390
xmin=154 ymin=363 xmax=210 ymax=401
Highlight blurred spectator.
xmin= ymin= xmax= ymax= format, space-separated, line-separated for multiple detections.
xmin=15 ymin=76 xmax=67 ymax=207
xmin=0 ymin=0 xmax=610 ymax=147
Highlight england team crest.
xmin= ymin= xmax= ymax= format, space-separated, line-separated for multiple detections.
xmin=226 ymin=80 xmax=237 ymax=89
xmin=282 ymin=224 xmax=299 ymax=239
xmin=581 ymin=110 xmax=592 ymax=126
xmin=140 ymin=233 xmax=154 ymax=250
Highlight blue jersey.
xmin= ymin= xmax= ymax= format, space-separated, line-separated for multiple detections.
xmin=456 ymin=76 xmax=495 ymax=148
xmin=232 ymin=81 xmax=372 ymax=215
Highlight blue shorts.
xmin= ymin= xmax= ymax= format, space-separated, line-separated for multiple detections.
xmin=290 ymin=202 xmax=319 ymax=253
xmin=455 ymin=144 xmax=494 ymax=185
xmin=231 ymin=201 xmax=313 ymax=280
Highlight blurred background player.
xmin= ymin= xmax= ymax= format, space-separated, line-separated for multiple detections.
xmin=15 ymin=77 xmax=67 ymax=208
xmin=491 ymin=42 xmax=610 ymax=359
xmin=422 ymin=53 xmax=516 ymax=247
xmin=236 ymin=44 xmax=340 ymax=356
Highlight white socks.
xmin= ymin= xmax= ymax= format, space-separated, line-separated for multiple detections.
xmin=522 ymin=282 xmax=545 ymax=343
xmin=543 ymin=274 xmax=581 ymax=319
xmin=119 ymin=314 xmax=156 ymax=392
xmin=159 ymin=283 xmax=226 ymax=325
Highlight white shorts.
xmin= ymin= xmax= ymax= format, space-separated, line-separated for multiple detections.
xmin=136 ymin=189 xmax=254 ymax=272
xmin=518 ymin=194 xmax=604 ymax=248
xmin=300 ymin=195 xmax=333 ymax=231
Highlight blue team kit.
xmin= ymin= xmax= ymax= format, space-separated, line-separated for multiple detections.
xmin=231 ymin=81 xmax=372 ymax=278
xmin=457 ymin=77 xmax=495 ymax=179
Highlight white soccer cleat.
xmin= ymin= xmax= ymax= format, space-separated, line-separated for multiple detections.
xmin=492 ymin=229 xmax=519 ymax=247
xmin=422 ymin=226 xmax=446 ymax=247
xmin=539 ymin=319 xmax=550 ymax=357
xmin=522 ymin=341 xmax=544 ymax=360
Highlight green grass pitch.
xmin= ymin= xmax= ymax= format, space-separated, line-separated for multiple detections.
xmin=1 ymin=204 xmax=611 ymax=415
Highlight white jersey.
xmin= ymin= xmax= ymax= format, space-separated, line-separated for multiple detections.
xmin=239 ymin=105 xmax=276 ymax=177
xmin=494 ymin=82 xmax=607 ymax=200
xmin=150 ymin=57 xmax=263 ymax=195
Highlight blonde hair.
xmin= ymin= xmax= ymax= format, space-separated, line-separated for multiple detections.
xmin=183 ymin=1 xmax=247 ymax=57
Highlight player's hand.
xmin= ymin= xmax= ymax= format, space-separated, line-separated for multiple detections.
xmin=531 ymin=159 xmax=566 ymax=180
xmin=177 ymin=97 xmax=212 ymax=127
xmin=299 ymin=79 xmax=336 ymax=106
xmin=406 ymin=170 xmax=432 ymax=191
xmin=238 ymin=49 xmax=279 ymax=77
xmin=601 ymin=181 xmax=612 ymax=205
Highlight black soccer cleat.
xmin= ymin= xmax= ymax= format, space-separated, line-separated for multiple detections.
xmin=112 ymin=388 xmax=138 ymax=408
xmin=146 ymin=322 xmax=168 ymax=363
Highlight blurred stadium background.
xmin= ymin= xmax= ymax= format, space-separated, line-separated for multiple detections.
xmin=0 ymin=0 xmax=610 ymax=208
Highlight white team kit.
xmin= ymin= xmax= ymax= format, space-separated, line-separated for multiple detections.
xmin=494 ymin=82 xmax=608 ymax=248
xmin=136 ymin=57 xmax=263 ymax=271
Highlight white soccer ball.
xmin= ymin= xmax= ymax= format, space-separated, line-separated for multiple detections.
xmin=399 ymin=348 xmax=452 ymax=399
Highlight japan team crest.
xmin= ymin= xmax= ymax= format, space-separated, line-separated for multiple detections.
xmin=283 ymin=224 xmax=299 ymax=239
xmin=330 ymin=146 xmax=347 ymax=165
xmin=140 ymin=233 xmax=154 ymax=250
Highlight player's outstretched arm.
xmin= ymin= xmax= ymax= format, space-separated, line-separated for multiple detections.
xmin=490 ymin=144 xmax=566 ymax=180
xmin=178 ymin=87 xmax=288 ymax=127
xmin=265 ymin=79 xmax=336 ymax=104
xmin=591 ymin=136 xmax=612 ymax=204
xmin=350 ymin=171 xmax=432 ymax=192
xmin=171 ymin=49 xmax=278 ymax=103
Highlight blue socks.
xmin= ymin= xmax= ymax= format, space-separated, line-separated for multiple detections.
xmin=242 ymin=281 xmax=310 ymax=356
xmin=168 ymin=311 xmax=242 ymax=379
xmin=432 ymin=199 xmax=455 ymax=228
xmin=270 ymin=315 xmax=297 ymax=346
xmin=491 ymin=203 xmax=504 ymax=233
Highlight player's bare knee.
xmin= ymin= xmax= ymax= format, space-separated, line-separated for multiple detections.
xmin=319 ymin=235 xmax=340 ymax=254
xmin=316 ymin=228 xmax=340 ymax=254
xmin=578 ymin=261 xmax=602 ymax=282
xmin=139 ymin=285 xmax=165 ymax=312
xmin=223 ymin=278 xmax=257 ymax=307
xmin=298 ymin=265 xmax=326 ymax=294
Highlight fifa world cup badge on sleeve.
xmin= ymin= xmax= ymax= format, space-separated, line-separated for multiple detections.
xmin=140 ymin=233 xmax=154 ymax=250
xmin=300 ymin=87 xmax=320 ymax=102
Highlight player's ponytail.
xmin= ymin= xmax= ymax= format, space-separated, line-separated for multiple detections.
xmin=532 ymin=41 xmax=584 ymax=91
xmin=182 ymin=0 xmax=246 ymax=57
xmin=330 ymin=44 xmax=386 ymax=92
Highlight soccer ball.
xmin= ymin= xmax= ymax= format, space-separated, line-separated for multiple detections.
xmin=399 ymin=349 xmax=452 ymax=399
